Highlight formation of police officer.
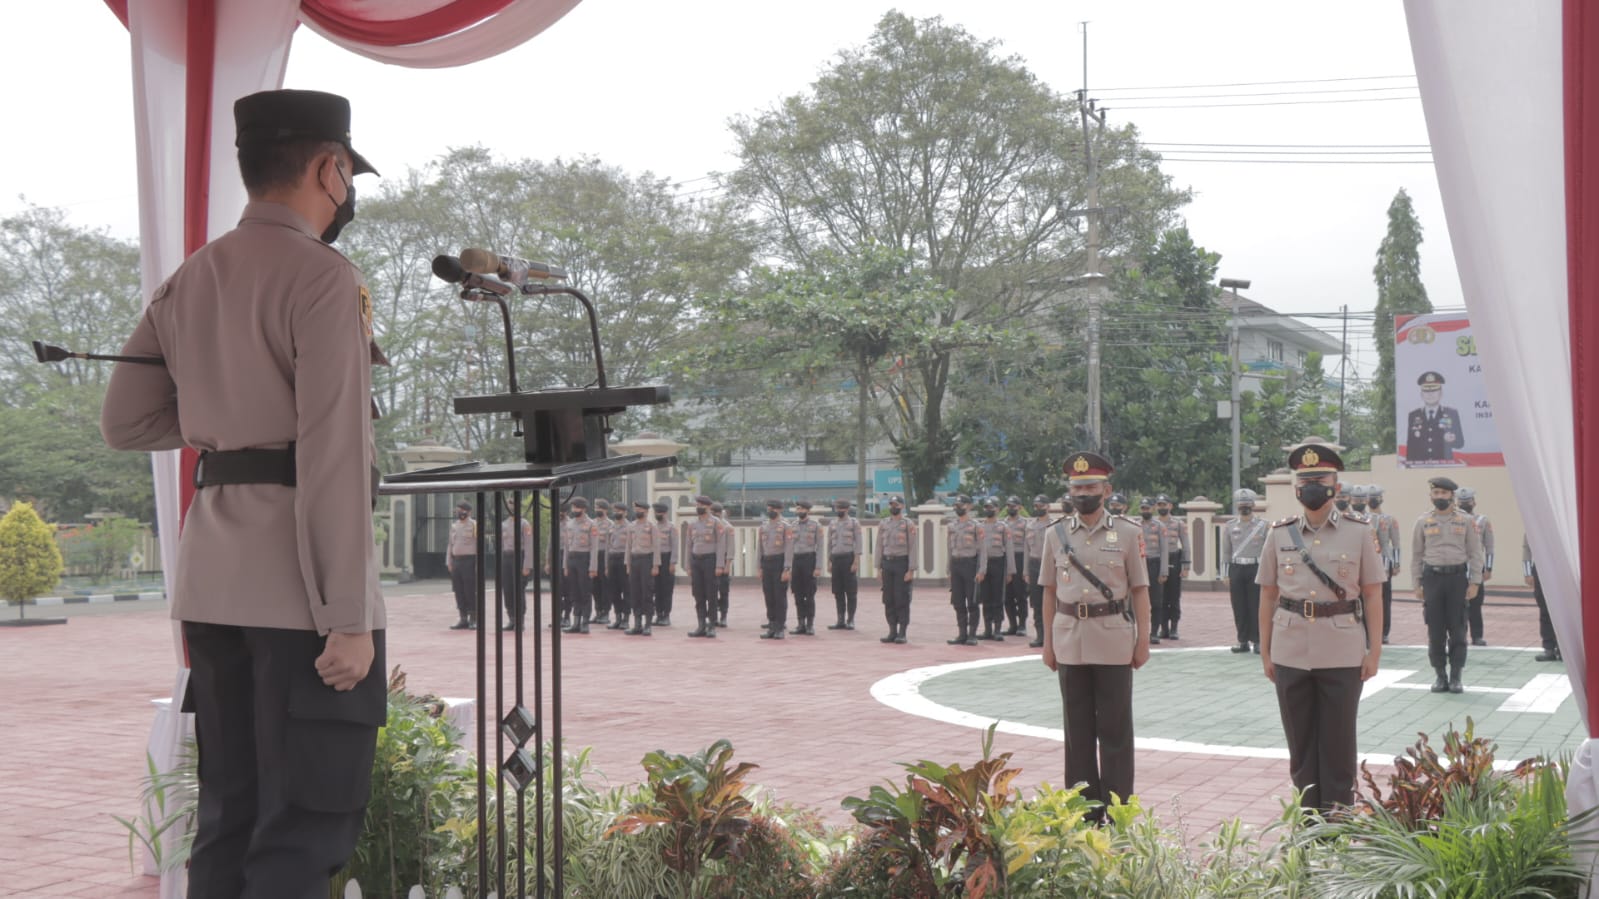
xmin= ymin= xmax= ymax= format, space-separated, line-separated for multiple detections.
xmin=1039 ymin=451 xmax=1152 ymax=824
xmin=102 ymin=89 xmax=385 ymax=896
xmin=1411 ymin=476 xmax=1486 ymax=693
xmin=1220 ymin=488 xmax=1267 ymax=654
xmin=1257 ymin=443 xmax=1385 ymax=813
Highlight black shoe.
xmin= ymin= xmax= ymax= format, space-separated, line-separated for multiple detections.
xmin=1536 ymin=649 xmax=1562 ymax=662
xmin=760 ymin=627 xmax=782 ymax=640
xmin=894 ymin=630 xmax=907 ymax=644
xmin=625 ymin=623 xmax=643 ymax=635
xmin=1252 ymin=643 xmax=1260 ymax=654
xmin=828 ymin=618 xmax=848 ymax=630
xmin=846 ymin=618 xmax=856 ymax=630
xmin=1381 ymin=636 xmax=1391 ymax=645
xmin=1449 ymin=667 xmax=1464 ymax=693
xmin=578 ymin=619 xmax=591 ymax=634
xmin=608 ymin=618 xmax=628 ymax=630
xmin=1149 ymin=635 xmax=1161 ymax=645
xmin=1431 ymin=672 xmax=1449 ymax=693
xmin=1471 ymin=638 xmax=1487 ymax=647
xmin=718 ymin=618 xmax=729 ymax=628
xmin=1028 ymin=636 xmax=1043 ymax=648
xmin=450 ymin=617 xmax=472 ymax=630
xmin=1167 ymin=629 xmax=1179 ymax=640
xmin=881 ymin=630 xmax=897 ymax=643
xmin=1231 ymin=643 xmax=1249 ymax=653
xmin=564 ymin=621 xmax=582 ymax=634
xmin=948 ymin=630 xmax=968 ymax=645
xmin=593 ymin=612 xmax=610 ymax=626
xmin=641 ymin=624 xmax=652 ymax=636
xmin=689 ymin=626 xmax=709 ymax=638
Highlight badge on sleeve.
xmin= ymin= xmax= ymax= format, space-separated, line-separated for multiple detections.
xmin=358 ymin=284 xmax=373 ymax=339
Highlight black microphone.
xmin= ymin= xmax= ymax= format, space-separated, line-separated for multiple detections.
xmin=459 ymin=248 xmax=566 ymax=284
xmin=432 ymin=254 xmax=512 ymax=296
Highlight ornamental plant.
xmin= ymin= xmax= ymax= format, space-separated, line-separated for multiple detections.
xmin=0 ymin=501 xmax=64 ymax=618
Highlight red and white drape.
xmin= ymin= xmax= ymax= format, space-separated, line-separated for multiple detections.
xmin=1406 ymin=0 xmax=1599 ymax=872
xmin=102 ymin=0 xmax=581 ymax=660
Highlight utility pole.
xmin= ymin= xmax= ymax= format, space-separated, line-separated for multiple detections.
xmin=1074 ymin=22 xmax=1109 ymax=450
xmin=1337 ymin=304 xmax=1349 ymax=444
xmin=1220 ymin=278 xmax=1251 ymax=501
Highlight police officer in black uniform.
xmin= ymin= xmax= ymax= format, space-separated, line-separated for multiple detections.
xmin=1406 ymin=371 xmax=1466 ymax=463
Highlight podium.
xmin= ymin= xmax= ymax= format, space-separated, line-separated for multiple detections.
xmin=381 ymin=452 xmax=673 ymax=898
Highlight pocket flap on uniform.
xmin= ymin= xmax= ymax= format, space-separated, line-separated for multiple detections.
xmin=287 ymin=661 xmax=387 ymax=728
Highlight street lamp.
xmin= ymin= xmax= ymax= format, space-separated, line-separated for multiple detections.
xmin=1219 ymin=278 xmax=1252 ymax=501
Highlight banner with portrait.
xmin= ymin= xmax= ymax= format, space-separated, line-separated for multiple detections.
xmin=1394 ymin=312 xmax=1504 ymax=467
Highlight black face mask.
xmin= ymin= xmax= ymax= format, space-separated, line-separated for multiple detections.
xmin=1006 ymin=508 xmax=1019 ymax=517
xmin=1352 ymin=503 xmax=1367 ymax=513
xmin=798 ymin=511 xmax=808 ymax=519
xmin=1334 ymin=500 xmax=1350 ymax=511
xmin=766 ymin=509 xmax=780 ymax=519
xmin=655 ymin=513 xmax=667 ymax=521
xmin=889 ymin=505 xmax=903 ymax=516
xmin=697 ymin=507 xmax=709 ymax=516
xmin=984 ymin=509 xmax=997 ymax=518
xmin=321 ymin=162 xmax=356 ymax=244
xmin=1071 ymin=494 xmax=1103 ymax=515
xmin=1433 ymin=497 xmax=1453 ymax=511
xmin=457 ymin=511 xmax=468 ymax=520
xmin=836 ymin=509 xmax=849 ymax=518
xmin=955 ymin=507 xmax=968 ymax=517
xmin=613 ymin=512 xmax=625 ymax=521
xmin=1459 ymin=503 xmax=1475 ymax=514
xmin=1237 ymin=505 xmax=1253 ymax=517
xmin=1157 ymin=508 xmax=1170 ymax=517
xmin=1140 ymin=511 xmax=1153 ymax=520
xmin=1298 ymin=483 xmax=1333 ymax=511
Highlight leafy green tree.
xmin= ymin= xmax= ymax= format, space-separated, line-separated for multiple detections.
xmin=1371 ymin=188 xmax=1433 ymax=452
xmin=58 ymin=516 xmax=143 ymax=584
xmin=1239 ymin=352 xmax=1342 ymax=482
xmin=0 ymin=501 xmax=64 ymax=616
xmin=0 ymin=382 xmax=155 ymax=522
xmin=723 ymin=11 xmax=1187 ymax=501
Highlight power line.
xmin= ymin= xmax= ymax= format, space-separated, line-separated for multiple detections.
xmin=1158 ymin=157 xmax=1433 ymax=165
xmin=1094 ymin=74 xmax=1415 ymax=92
xmin=1111 ymin=95 xmax=1420 ymax=110
xmin=1143 ymin=141 xmax=1429 ymax=148
xmin=1147 ymin=147 xmax=1430 ymax=156
xmin=1106 ymin=85 xmax=1420 ymax=101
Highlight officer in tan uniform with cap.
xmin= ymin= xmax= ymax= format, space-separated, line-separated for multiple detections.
xmin=1257 ymin=443 xmax=1384 ymax=814
xmin=827 ymin=499 xmax=861 ymax=630
xmin=1025 ymin=493 xmax=1054 ymax=648
xmin=1221 ymin=488 xmax=1268 ymax=653
xmin=101 ymin=89 xmax=384 ymax=897
xmin=1040 ymin=451 xmax=1151 ymax=822
xmin=446 ymin=501 xmax=477 ymax=630
xmin=876 ymin=495 xmax=916 ymax=644
xmin=1412 ymin=476 xmax=1485 ymax=693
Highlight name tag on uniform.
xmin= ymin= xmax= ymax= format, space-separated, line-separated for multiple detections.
xmin=1099 ymin=544 xmax=1122 ymax=554
xmin=1425 ymin=526 xmax=1441 ymax=536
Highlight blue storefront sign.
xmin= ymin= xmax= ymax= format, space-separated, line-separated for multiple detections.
xmin=872 ymin=467 xmax=960 ymax=495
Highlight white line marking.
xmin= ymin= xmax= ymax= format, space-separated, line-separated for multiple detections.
xmin=1498 ymin=673 xmax=1573 ymax=714
xmin=1361 ymin=668 xmax=1416 ymax=700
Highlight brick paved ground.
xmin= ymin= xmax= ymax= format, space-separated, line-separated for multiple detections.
xmin=0 ymin=581 xmax=1560 ymax=897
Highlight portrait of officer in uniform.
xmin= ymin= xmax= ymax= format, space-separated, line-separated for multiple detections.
xmin=101 ymin=89 xmax=385 ymax=897
xmin=1406 ymin=370 xmax=1466 ymax=463
xmin=1257 ymin=443 xmax=1385 ymax=814
xmin=1039 ymin=451 xmax=1151 ymax=823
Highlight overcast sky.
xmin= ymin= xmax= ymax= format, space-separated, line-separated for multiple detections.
xmin=3 ymin=1 xmax=1460 ymax=378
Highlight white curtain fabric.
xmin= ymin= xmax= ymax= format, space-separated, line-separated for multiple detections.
xmin=1403 ymin=0 xmax=1594 ymax=848
xmin=300 ymin=0 xmax=582 ymax=67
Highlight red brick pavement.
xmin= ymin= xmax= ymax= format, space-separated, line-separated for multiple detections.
xmin=0 ymin=583 xmax=1551 ymax=897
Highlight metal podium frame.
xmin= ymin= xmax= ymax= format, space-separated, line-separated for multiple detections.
xmin=379 ymin=453 xmax=674 ymax=898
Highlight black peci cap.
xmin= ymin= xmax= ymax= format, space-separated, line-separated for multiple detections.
xmin=652 ymin=500 xmax=670 ymax=513
xmin=1429 ymin=476 xmax=1459 ymax=492
xmin=1288 ymin=443 xmax=1344 ymax=477
xmin=234 ymin=89 xmax=377 ymax=175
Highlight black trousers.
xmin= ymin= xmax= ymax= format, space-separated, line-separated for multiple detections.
xmin=1273 ymin=664 xmax=1361 ymax=813
xmin=449 ymin=555 xmax=476 ymax=618
xmin=830 ymin=553 xmax=858 ymax=621
xmin=184 ymin=622 xmax=384 ymax=899
xmin=760 ymin=554 xmax=788 ymax=627
xmin=1423 ymin=569 xmax=1469 ymax=669
xmin=1381 ymin=577 xmax=1393 ymax=639
xmin=791 ymin=553 xmax=817 ymax=620
xmin=1467 ymin=586 xmax=1485 ymax=642
xmin=692 ymin=553 xmax=720 ymax=621
xmin=1005 ymin=551 xmax=1028 ymax=624
xmin=981 ymin=556 xmax=1007 ymax=625
xmin=654 ymin=553 xmax=675 ymax=618
xmin=606 ymin=552 xmax=628 ymax=619
xmin=564 ymin=551 xmax=593 ymax=621
xmin=1534 ymin=571 xmax=1558 ymax=651
xmin=717 ymin=568 xmax=731 ymax=621
xmin=1163 ymin=553 xmax=1184 ymax=631
xmin=1229 ymin=563 xmax=1261 ymax=645
xmin=628 ymin=555 xmax=656 ymax=622
xmin=881 ymin=556 xmax=912 ymax=630
xmin=949 ymin=556 xmax=980 ymax=630
xmin=1058 ymin=664 xmax=1134 ymax=812
xmin=1145 ymin=558 xmax=1165 ymax=639
xmin=499 ymin=555 xmax=527 ymax=625
xmin=1027 ymin=559 xmax=1044 ymax=632
xmin=592 ymin=549 xmax=609 ymax=617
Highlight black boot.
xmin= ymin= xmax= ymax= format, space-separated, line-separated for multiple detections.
xmin=1537 ymin=648 xmax=1562 ymax=662
xmin=1029 ymin=623 xmax=1044 ymax=649
xmin=689 ymin=616 xmax=710 ymax=638
xmin=577 ymin=613 xmax=591 ymax=634
xmin=593 ymin=610 xmax=610 ymax=627
xmin=948 ymin=618 xmax=969 ymax=645
xmin=625 ymin=615 xmax=644 ymax=636
xmin=828 ymin=614 xmax=848 ymax=630
xmin=450 ymin=615 xmax=472 ymax=630
xmin=1449 ymin=665 xmax=1464 ymax=694
xmin=641 ymin=615 xmax=653 ymax=636
xmin=881 ymin=615 xmax=898 ymax=643
xmin=760 ymin=622 xmax=784 ymax=639
xmin=1431 ymin=667 xmax=1450 ymax=693
xmin=991 ymin=618 xmax=1005 ymax=642
xmin=964 ymin=610 xmax=981 ymax=646
xmin=893 ymin=620 xmax=908 ymax=644
xmin=564 ymin=614 xmax=583 ymax=634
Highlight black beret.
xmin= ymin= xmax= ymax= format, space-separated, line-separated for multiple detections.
xmin=632 ymin=500 xmax=649 ymax=509
xmin=1429 ymin=476 xmax=1459 ymax=492
xmin=570 ymin=496 xmax=588 ymax=508
xmin=766 ymin=499 xmax=783 ymax=508
xmin=694 ymin=494 xmax=714 ymax=505
xmin=652 ymin=500 xmax=670 ymax=512
xmin=234 ymin=89 xmax=377 ymax=175
xmin=796 ymin=500 xmax=813 ymax=509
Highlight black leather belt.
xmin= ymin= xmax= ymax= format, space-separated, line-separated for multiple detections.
xmin=1279 ymin=596 xmax=1361 ymax=619
xmin=1424 ymin=564 xmax=1467 ymax=575
xmin=1056 ymin=598 xmax=1127 ymax=619
xmin=194 ymin=445 xmax=295 ymax=488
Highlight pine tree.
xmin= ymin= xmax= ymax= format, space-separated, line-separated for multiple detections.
xmin=0 ymin=502 xmax=64 ymax=620
xmin=1371 ymin=188 xmax=1434 ymax=452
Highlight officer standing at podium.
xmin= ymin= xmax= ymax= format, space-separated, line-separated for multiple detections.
xmin=101 ymin=89 xmax=386 ymax=897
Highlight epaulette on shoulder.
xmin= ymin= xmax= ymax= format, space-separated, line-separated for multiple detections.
xmin=1344 ymin=511 xmax=1371 ymax=525
xmin=1115 ymin=514 xmax=1140 ymax=527
xmin=1272 ymin=516 xmax=1299 ymax=529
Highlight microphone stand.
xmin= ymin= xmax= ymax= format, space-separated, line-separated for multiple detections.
xmin=520 ymin=283 xmax=608 ymax=389
xmin=32 ymin=340 xmax=164 ymax=366
xmin=456 ymin=288 xmax=520 ymax=395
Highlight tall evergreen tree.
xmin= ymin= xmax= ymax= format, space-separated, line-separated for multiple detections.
xmin=1371 ymin=188 xmax=1433 ymax=452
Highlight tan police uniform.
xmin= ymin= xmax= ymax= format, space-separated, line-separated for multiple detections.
xmin=1411 ymin=499 xmax=1485 ymax=679
xmin=875 ymin=506 xmax=917 ymax=642
xmin=99 ymin=88 xmax=385 ymax=897
xmin=1003 ymin=503 xmax=1030 ymax=633
xmin=686 ymin=506 xmax=731 ymax=635
xmin=977 ymin=512 xmax=1013 ymax=639
xmin=499 ymin=513 xmax=534 ymax=627
xmin=562 ymin=510 xmax=601 ymax=632
xmin=651 ymin=505 xmax=676 ymax=624
xmin=1039 ymin=452 xmax=1150 ymax=816
xmin=946 ymin=509 xmax=985 ymax=644
xmin=1024 ymin=501 xmax=1052 ymax=645
xmin=827 ymin=507 xmax=862 ymax=628
xmin=446 ymin=510 xmax=478 ymax=626
xmin=624 ymin=507 xmax=661 ymax=632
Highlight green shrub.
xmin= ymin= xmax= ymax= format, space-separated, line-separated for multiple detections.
xmin=0 ymin=501 xmax=63 ymax=609
xmin=58 ymin=516 xmax=143 ymax=583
